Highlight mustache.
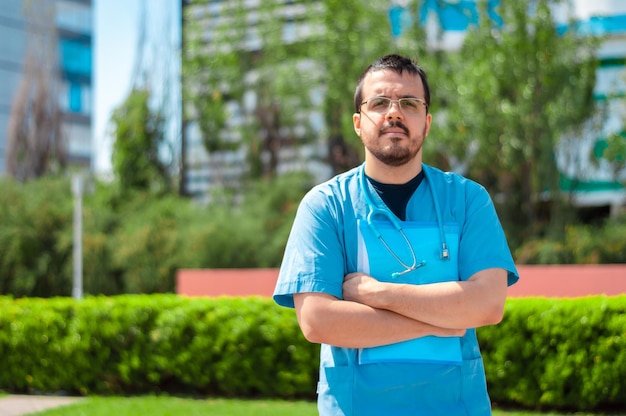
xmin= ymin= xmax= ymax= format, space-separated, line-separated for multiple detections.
xmin=380 ymin=121 xmax=409 ymax=136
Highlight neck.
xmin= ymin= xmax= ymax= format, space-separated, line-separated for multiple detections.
xmin=364 ymin=157 xmax=423 ymax=184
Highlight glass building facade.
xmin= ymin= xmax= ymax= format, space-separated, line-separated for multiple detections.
xmin=183 ymin=0 xmax=624 ymax=209
xmin=0 ymin=0 xmax=93 ymax=174
xmin=397 ymin=0 xmax=626 ymax=212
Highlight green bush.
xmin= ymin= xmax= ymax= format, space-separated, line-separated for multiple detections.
xmin=515 ymin=216 xmax=626 ymax=264
xmin=0 ymin=177 xmax=73 ymax=297
xmin=0 ymin=173 xmax=310 ymax=297
xmin=0 ymin=295 xmax=318 ymax=398
xmin=107 ymin=194 xmax=198 ymax=293
xmin=480 ymin=296 xmax=626 ymax=411
xmin=0 ymin=295 xmax=624 ymax=412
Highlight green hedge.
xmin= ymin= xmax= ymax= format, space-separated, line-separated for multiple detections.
xmin=0 ymin=295 xmax=624 ymax=412
xmin=481 ymin=296 xmax=626 ymax=411
xmin=0 ymin=295 xmax=318 ymax=398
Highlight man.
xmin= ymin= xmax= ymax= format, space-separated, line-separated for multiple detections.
xmin=273 ymin=54 xmax=519 ymax=415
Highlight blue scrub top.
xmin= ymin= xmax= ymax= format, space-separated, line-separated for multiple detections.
xmin=274 ymin=163 xmax=519 ymax=416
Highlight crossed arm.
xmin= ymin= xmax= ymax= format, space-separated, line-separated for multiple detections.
xmin=293 ymin=268 xmax=508 ymax=349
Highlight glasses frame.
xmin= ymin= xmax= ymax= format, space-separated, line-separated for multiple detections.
xmin=360 ymin=96 xmax=428 ymax=114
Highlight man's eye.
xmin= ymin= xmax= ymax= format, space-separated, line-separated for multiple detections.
xmin=371 ymin=99 xmax=388 ymax=108
xmin=401 ymin=100 xmax=418 ymax=109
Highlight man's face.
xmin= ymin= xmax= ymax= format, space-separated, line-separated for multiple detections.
xmin=353 ymin=69 xmax=432 ymax=167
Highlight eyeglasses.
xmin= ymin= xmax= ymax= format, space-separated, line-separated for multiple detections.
xmin=360 ymin=96 xmax=428 ymax=114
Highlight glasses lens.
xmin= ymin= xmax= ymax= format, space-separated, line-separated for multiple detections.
xmin=399 ymin=99 xmax=422 ymax=113
xmin=366 ymin=97 xmax=391 ymax=112
xmin=364 ymin=97 xmax=424 ymax=114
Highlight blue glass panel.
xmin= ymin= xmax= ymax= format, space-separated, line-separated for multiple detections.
xmin=423 ymin=0 xmax=501 ymax=30
xmin=69 ymin=82 xmax=82 ymax=112
xmin=389 ymin=6 xmax=405 ymax=38
xmin=59 ymin=40 xmax=92 ymax=76
xmin=581 ymin=14 xmax=626 ymax=35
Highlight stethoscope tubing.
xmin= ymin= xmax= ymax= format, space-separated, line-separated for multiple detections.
xmin=360 ymin=164 xmax=450 ymax=275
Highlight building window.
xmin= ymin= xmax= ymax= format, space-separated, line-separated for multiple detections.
xmin=69 ymin=82 xmax=82 ymax=112
xmin=60 ymin=39 xmax=92 ymax=77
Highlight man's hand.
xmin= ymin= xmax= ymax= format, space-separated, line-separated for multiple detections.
xmin=342 ymin=272 xmax=381 ymax=305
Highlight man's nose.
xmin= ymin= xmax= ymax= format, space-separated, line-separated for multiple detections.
xmin=386 ymin=101 xmax=403 ymax=119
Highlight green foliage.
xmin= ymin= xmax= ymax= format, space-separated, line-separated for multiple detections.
xmin=0 ymin=294 xmax=624 ymax=413
xmin=0 ymin=176 xmax=73 ymax=297
xmin=184 ymin=0 xmax=606 ymax=243
xmin=480 ymin=296 xmax=626 ymax=411
xmin=0 ymin=295 xmax=319 ymax=398
xmin=107 ymin=194 xmax=198 ymax=293
xmin=515 ymin=215 xmax=626 ymax=264
xmin=0 ymin=173 xmax=311 ymax=297
xmin=598 ymin=130 xmax=626 ymax=180
xmin=434 ymin=0 xmax=600 ymax=242
xmin=184 ymin=0 xmax=321 ymax=179
xmin=184 ymin=0 xmax=423 ymax=177
xmin=110 ymin=88 xmax=172 ymax=194
xmin=180 ymin=172 xmax=312 ymax=269
xmin=308 ymin=0 xmax=400 ymax=163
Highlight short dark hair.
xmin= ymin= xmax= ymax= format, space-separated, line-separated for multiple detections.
xmin=354 ymin=54 xmax=430 ymax=113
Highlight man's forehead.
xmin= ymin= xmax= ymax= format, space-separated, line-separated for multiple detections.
xmin=362 ymin=69 xmax=422 ymax=93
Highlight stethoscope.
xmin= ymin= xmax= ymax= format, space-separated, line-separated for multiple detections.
xmin=360 ymin=165 xmax=449 ymax=279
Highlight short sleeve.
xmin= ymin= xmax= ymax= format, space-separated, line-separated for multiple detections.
xmin=458 ymin=182 xmax=519 ymax=286
xmin=273 ymin=187 xmax=347 ymax=308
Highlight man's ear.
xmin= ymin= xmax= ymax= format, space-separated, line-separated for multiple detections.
xmin=353 ymin=112 xmax=361 ymax=136
xmin=424 ymin=113 xmax=432 ymax=137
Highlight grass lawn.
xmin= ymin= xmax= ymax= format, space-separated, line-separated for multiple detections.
xmin=30 ymin=396 xmax=617 ymax=416
xmin=33 ymin=396 xmax=317 ymax=416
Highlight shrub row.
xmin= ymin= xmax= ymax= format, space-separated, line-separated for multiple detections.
xmin=0 ymin=295 xmax=624 ymax=412
xmin=0 ymin=295 xmax=318 ymax=398
xmin=480 ymin=296 xmax=626 ymax=411
xmin=515 ymin=216 xmax=626 ymax=264
xmin=0 ymin=174 xmax=310 ymax=297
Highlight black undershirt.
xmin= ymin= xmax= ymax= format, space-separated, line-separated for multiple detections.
xmin=367 ymin=171 xmax=425 ymax=221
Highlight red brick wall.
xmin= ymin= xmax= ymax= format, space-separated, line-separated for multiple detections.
xmin=508 ymin=264 xmax=626 ymax=297
xmin=176 ymin=265 xmax=626 ymax=299
xmin=177 ymin=268 xmax=278 ymax=298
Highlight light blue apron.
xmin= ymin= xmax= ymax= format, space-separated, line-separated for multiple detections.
xmin=357 ymin=219 xmax=462 ymax=367
xmin=315 ymin=168 xmax=493 ymax=415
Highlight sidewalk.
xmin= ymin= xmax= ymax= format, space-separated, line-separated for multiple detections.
xmin=0 ymin=395 xmax=84 ymax=416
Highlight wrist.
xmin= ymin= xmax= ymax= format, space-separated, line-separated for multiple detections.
xmin=367 ymin=280 xmax=393 ymax=309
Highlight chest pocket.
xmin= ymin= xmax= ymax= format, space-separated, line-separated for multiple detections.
xmin=356 ymin=219 xmax=462 ymax=366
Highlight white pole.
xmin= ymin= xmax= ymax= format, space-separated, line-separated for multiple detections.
xmin=72 ymin=174 xmax=83 ymax=300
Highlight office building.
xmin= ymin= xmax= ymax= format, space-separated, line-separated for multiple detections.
xmin=0 ymin=0 xmax=93 ymax=175
xmin=182 ymin=0 xmax=331 ymax=200
xmin=183 ymin=0 xmax=625 ymax=212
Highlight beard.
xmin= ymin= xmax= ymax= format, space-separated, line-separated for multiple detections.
xmin=366 ymin=121 xmax=425 ymax=167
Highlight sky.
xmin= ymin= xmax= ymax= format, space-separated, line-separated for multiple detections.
xmin=93 ymin=0 xmax=181 ymax=174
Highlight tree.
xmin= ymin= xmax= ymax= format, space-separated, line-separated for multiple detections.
xmin=185 ymin=0 xmax=321 ymax=183
xmin=184 ymin=0 xmax=602 ymax=245
xmin=5 ymin=0 xmax=66 ymax=181
xmin=593 ymin=88 xmax=626 ymax=189
xmin=305 ymin=0 xmax=402 ymax=173
xmin=110 ymin=88 xmax=172 ymax=194
xmin=184 ymin=0 xmax=433 ymax=181
xmin=108 ymin=0 xmax=179 ymax=195
xmin=435 ymin=0 xmax=599 ymax=242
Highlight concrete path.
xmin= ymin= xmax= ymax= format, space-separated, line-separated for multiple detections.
xmin=0 ymin=395 xmax=84 ymax=416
